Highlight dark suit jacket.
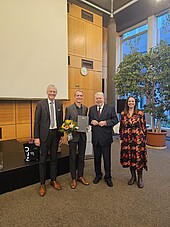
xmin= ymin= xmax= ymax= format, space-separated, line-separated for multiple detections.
xmin=65 ymin=103 xmax=88 ymax=142
xmin=89 ymin=104 xmax=118 ymax=146
xmin=34 ymin=99 xmax=63 ymax=142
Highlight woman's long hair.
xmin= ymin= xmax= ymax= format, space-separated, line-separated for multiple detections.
xmin=123 ymin=96 xmax=138 ymax=114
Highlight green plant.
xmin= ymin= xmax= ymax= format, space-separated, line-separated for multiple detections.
xmin=115 ymin=40 xmax=170 ymax=132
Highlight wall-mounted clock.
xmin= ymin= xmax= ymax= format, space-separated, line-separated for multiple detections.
xmin=80 ymin=66 xmax=88 ymax=76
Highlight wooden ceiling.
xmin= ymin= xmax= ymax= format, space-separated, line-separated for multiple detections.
xmin=69 ymin=0 xmax=170 ymax=32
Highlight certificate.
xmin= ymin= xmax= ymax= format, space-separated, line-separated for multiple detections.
xmin=77 ymin=115 xmax=89 ymax=132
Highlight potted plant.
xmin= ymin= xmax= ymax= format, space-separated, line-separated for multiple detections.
xmin=115 ymin=40 xmax=170 ymax=147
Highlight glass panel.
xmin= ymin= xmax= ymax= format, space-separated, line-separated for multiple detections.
xmin=122 ymin=32 xmax=147 ymax=57
xmin=120 ymin=24 xmax=148 ymax=111
xmin=122 ymin=24 xmax=148 ymax=39
xmin=157 ymin=12 xmax=170 ymax=128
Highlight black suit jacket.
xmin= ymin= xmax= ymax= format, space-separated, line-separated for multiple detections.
xmin=89 ymin=104 xmax=118 ymax=146
xmin=65 ymin=103 xmax=88 ymax=142
xmin=34 ymin=99 xmax=63 ymax=142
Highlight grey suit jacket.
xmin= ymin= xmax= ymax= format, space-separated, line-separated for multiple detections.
xmin=89 ymin=103 xmax=118 ymax=146
xmin=34 ymin=99 xmax=63 ymax=142
xmin=65 ymin=103 xmax=88 ymax=142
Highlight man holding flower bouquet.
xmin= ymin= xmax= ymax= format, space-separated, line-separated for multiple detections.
xmin=65 ymin=90 xmax=90 ymax=189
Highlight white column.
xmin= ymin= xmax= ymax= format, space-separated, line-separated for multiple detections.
xmin=147 ymin=15 xmax=157 ymax=50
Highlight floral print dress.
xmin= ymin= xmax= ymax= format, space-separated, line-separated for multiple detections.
xmin=119 ymin=110 xmax=147 ymax=170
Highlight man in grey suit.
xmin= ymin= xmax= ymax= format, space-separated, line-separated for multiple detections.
xmin=89 ymin=92 xmax=118 ymax=187
xmin=34 ymin=84 xmax=63 ymax=196
xmin=65 ymin=90 xmax=90 ymax=189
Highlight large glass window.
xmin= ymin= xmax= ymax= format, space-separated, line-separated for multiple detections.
xmin=122 ymin=24 xmax=148 ymax=57
xmin=157 ymin=12 xmax=170 ymax=128
xmin=120 ymin=24 xmax=148 ymax=109
xmin=157 ymin=13 xmax=170 ymax=45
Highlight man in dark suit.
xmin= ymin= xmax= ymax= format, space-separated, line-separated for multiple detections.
xmin=34 ymin=84 xmax=63 ymax=196
xmin=89 ymin=92 xmax=118 ymax=187
xmin=65 ymin=90 xmax=90 ymax=189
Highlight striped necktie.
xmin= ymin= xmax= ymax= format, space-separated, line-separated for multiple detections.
xmin=50 ymin=101 xmax=55 ymax=128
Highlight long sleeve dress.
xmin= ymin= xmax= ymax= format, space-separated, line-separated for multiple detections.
xmin=119 ymin=110 xmax=147 ymax=171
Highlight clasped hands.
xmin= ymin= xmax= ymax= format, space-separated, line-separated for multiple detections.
xmin=91 ymin=120 xmax=106 ymax=127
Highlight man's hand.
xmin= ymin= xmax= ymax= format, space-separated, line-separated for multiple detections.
xmin=98 ymin=121 xmax=106 ymax=127
xmin=34 ymin=138 xmax=40 ymax=146
xmin=91 ymin=120 xmax=99 ymax=126
xmin=86 ymin=125 xmax=90 ymax=130
xmin=59 ymin=137 xmax=64 ymax=145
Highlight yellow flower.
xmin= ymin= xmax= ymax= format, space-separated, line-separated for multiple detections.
xmin=65 ymin=119 xmax=71 ymax=125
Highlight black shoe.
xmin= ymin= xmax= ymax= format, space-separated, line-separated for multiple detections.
xmin=93 ymin=177 xmax=102 ymax=184
xmin=105 ymin=179 xmax=113 ymax=187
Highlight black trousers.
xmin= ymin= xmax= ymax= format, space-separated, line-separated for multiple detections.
xmin=93 ymin=143 xmax=112 ymax=180
xmin=39 ymin=130 xmax=59 ymax=184
xmin=69 ymin=137 xmax=86 ymax=179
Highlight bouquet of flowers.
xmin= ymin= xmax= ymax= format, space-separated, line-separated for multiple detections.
xmin=60 ymin=119 xmax=78 ymax=141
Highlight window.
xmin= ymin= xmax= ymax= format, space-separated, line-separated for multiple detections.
xmin=157 ymin=12 xmax=170 ymax=128
xmin=120 ymin=24 xmax=148 ymax=109
xmin=157 ymin=13 xmax=170 ymax=45
xmin=122 ymin=24 xmax=148 ymax=57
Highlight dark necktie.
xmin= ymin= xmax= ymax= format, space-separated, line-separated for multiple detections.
xmin=98 ymin=107 xmax=101 ymax=118
xmin=50 ymin=102 xmax=55 ymax=128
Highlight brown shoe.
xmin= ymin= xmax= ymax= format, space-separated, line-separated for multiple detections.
xmin=77 ymin=177 xmax=90 ymax=186
xmin=70 ymin=179 xmax=77 ymax=189
xmin=50 ymin=181 xmax=62 ymax=190
xmin=39 ymin=185 xmax=46 ymax=197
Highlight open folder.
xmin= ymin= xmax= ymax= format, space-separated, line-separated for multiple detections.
xmin=77 ymin=115 xmax=89 ymax=132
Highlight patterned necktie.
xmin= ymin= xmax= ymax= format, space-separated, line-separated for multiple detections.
xmin=98 ymin=107 xmax=101 ymax=118
xmin=50 ymin=101 xmax=55 ymax=128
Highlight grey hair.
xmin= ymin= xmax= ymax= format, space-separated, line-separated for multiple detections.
xmin=95 ymin=92 xmax=104 ymax=97
xmin=46 ymin=84 xmax=57 ymax=93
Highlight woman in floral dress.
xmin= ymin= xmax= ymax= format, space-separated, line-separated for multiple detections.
xmin=119 ymin=96 xmax=147 ymax=188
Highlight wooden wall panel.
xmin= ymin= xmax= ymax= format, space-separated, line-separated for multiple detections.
xmin=31 ymin=101 xmax=38 ymax=123
xmin=68 ymin=4 xmax=102 ymax=27
xmin=83 ymin=89 xmax=95 ymax=108
xmin=31 ymin=101 xmax=38 ymax=139
xmin=69 ymin=68 xmax=95 ymax=91
xmin=68 ymin=15 xmax=85 ymax=57
xmin=0 ymin=101 xmax=15 ymax=125
xmin=16 ymin=124 xmax=31 ymax=140
xmin=68 ymin=4 xmax=81 ymax=18
xmin=93 ymin=14 xmax=102 ymax=27
xmin=79 ymin=70 xmax=95 ymax=90
xmin=0 ymin=125 xmax=16 ymax=141
xmin=15 ymin=101 xmax=31 ymax=124
xmin=69 ymin=55 xmax=81 ymax=68
xmin=68 ymin=67 xmax=81 ymax=89
xmin=93 ymin=60 xmax=102 ymax=72
xmin=94 ymin=72 xmax=102 ymax=94
xmin=86 ymin=23 xmax=102 ymax=61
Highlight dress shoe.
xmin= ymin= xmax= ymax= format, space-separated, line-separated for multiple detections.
xmin=93 ymin=177 xmax=102 ymax=184
xmin=39 ymin=185 xmax=46 ymax=197
xmin=105 ymin=179 xmax=113 ymax=187
xmin=50 ymin=180 xmax=62 ymax=190
xmin=70 ymin=179 xmax=77 ymax=189
xmin=77 ymin=177 xmax=90 ymax=186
